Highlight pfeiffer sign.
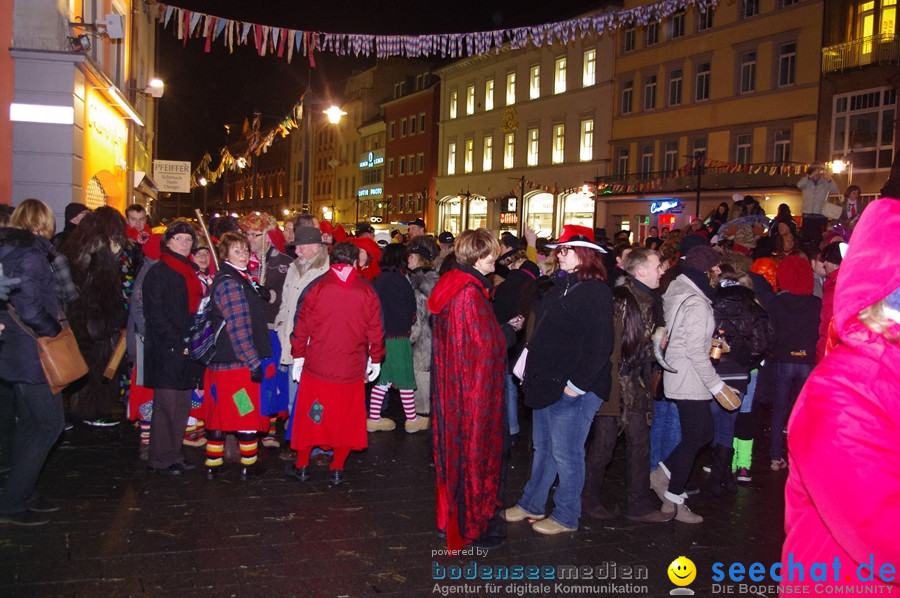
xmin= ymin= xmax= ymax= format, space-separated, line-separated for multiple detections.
xmin=153 ymin=160 xmax=191 ymax=193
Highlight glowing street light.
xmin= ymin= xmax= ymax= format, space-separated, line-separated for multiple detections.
xmin=324 ymin=106 xmax=347 ymax=124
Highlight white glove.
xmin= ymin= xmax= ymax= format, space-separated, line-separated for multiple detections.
xmin=366 ymin=357 xmax=381 ymax=382
xmin=291 ymin=357 xmax=305 ymax=382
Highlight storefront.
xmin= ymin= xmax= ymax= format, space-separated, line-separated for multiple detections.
xmin=83 ymin=87 xmax=129 ymax=212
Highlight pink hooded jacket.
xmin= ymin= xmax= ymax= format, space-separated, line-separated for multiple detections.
xmin=781 ymin=198 xmax=900 ymax=591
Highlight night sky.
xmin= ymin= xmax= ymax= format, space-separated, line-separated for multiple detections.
xmin=156 ymin=0 xmax=605 ymax=166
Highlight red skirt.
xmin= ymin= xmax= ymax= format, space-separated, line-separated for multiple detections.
xmin=290 ymin=371 xmax=367 ymax=452
xmin=127 ymin=366 xmax=154 ymax=421
xmin=201 ymin=367 xmax=269 ymax=432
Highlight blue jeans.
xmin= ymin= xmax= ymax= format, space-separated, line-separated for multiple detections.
xmin=650 ymin=398 xmax=681 ymax=470
xmin=505 ymin=372 xmax=520 ymax=436
xmin=517 ymin=391 xmax=603 ymax=529
xmin=710 ymin=393 xmax=740 ymax=448
xmin=0 ymin=383 xmax=64 ymax=514
xmin=769 ymin=362 xmax=813 ymax=461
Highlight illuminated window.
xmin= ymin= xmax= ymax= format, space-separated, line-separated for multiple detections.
xmin=466 ymin=84 xmax=475 ymax=115
xmin=483 ymin=136 xmax=493 ymax=171
xmin=506 ymin=72 xmax=516 ymax=105
xmin=527 ymin=128 xmax=539 ymax=166
xmin=504 ymin=133 xmax=515 ymax=169
xmin=554 ymin=57 xmax=566 ymax=94
xmin=552 ymin=124 xmax=565 ymax=164
xmin=447 ymin=142 xmax=456 ymax=174
xmin=464 ymin=139 xmax=474 ymax=173
xmin=449 ymin=90 xmax=458 ymax=119
xmin=583 ymin=49 xmax=596 ymax=87
xmin=580 ymin=119 xmax=593 ymax=162
xmin=485 ymin=79 xmax=494 ymax=111
xmin=530 ymin=65 xmax=541 ymax=100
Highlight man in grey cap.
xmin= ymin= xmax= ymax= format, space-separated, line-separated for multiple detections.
xmin=274 ymin=226 xmax=330 ymax=458
xmin=408 ymin=218 xmax=426 ymax=239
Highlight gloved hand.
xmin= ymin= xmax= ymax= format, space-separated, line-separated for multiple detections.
xmin=713 ymin=384 xmax=741 ymax=411
xmin=291 ymin=357 xmax=305 ymax=382
xmin=366 ymin=357 xmax=381 ymax=382
xmin=250 ymin=366 xmax=263 ymax=383
xmin=256 ymin=285 xmax=273 ymax=303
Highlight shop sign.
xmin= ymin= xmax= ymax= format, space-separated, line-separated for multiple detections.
xmin=153 ymin=160 xmax=191 ymax=193
xmin=359 ymin=149 xmax=385 ymax=169
xmin=500 ymin=213 xmax=519 ymax=225
xmin=650 ymin=200 xmax=682 ymax=214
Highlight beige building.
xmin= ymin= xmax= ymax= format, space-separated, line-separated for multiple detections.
xmin=607 ymin=0 xmax=827 ymax=241
xmin=434 ymin=8 xmax=617 ymax=239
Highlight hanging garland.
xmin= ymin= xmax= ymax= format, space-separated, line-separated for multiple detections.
xmin=158 ymin=0 xmax=719 ymax=64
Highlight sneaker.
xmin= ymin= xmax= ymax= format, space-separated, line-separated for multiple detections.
xmin=532 ymin=518 xmax=576 ymax=535
xmin=502 ymin=505 xmax=545 ymax=522
xmin=83 ymin=417 xmax=121 ymax=427
xmin=404 ymin=416 xmax=429 ymax=433
xmin=770 ymin=459 xmax=788 ymax=471
xmin=260 ymin=436 xmax=280 ymax=449
xmin=736 ymin=468 xmax=752 ymax=482
xmin=182 ymin=431 xmax=207 ymax=447
xmin=366 ymin=418 xmax=396 ymax=432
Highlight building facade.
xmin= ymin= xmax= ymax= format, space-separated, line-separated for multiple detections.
xmin=818 ymin=0 xmax=898 ymax=202
xmin=607 ymin=0 xmax=826 ymax=241
xmin=7 ymin=0 xmax=160 ymax=224
xmin=382 ymin=72 xmax=441 ymax=232
xmin=434 ymin=15 xmax=616 ymax=239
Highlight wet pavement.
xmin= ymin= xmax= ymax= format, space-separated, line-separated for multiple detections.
xmin=0 ymin=400 xmax=787 ymax=597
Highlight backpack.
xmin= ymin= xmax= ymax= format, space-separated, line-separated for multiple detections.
xmin=188 ymin=282 xmax=226 ymax=366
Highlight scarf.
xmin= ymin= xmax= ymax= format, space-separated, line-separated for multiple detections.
xmin=681 ymin=266 xmax=718 ymax=301
xmin=161 ymin=249 xmax=203 ymax=313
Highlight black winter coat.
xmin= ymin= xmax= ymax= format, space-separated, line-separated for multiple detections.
xmin=712 ymin=284 xmax=771 ymax=393
xmin=0 ymin=228 xmax=62 ymax=385
xmin=142 ymin=250 xmax=202 ymax=389
xmin=522 ymin=271 xmax=614 ymax=409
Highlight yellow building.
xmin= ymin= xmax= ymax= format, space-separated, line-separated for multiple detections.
xmin=608 ymin=0 xmax=826 ymax=239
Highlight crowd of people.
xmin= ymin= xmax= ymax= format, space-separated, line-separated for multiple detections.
xmin=0 ymin=163 xmax=898 ymax=591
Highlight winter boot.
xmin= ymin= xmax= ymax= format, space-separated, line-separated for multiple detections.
xmin=703 ymin=446 xmax=725 ymax=497
xmin=718 ymin=446 xmax=738 ymax=495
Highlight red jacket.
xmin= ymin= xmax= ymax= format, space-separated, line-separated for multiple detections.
xmin=290 ymin=265 xmax=385 ymax=384
xmin=782 ymin=198 xmax=900 ymax=592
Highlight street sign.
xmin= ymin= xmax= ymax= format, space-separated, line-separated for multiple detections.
xmin=153 ymin=160 xmax=191 ymax=193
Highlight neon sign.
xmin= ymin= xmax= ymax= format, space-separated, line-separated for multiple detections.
xmin=650 ymin=200 xmax=681 ymax=214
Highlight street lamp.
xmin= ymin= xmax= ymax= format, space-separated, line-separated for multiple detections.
xmin=198 ymin=176 xmax=208 ymax=218
xmin=300 ymin=96 xmax=345 ymax=215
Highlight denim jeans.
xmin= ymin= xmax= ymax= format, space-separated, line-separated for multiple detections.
xmin=0 ymin=383 xmax=64 ymax=514
xmin=769 ymin=361 xmax=814 ymax=461
xmin=505 ymin=372 xmax=520 ymax=436
xmin=650 ymin=398 xmax=681 ymax=471
xmin=710 ymin=393 xmax=740 ymax=448
xmin=517 ymin=390 xmax=603 ymax=529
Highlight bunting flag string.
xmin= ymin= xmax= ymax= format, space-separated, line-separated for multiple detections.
xmin=157 ymin=0 xmax=719 ymax=62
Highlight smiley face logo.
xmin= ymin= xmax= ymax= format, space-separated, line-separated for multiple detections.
xmin=668 ymin=556 xmax=696 ymax=587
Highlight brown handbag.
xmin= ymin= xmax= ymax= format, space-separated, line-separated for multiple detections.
xmin=8 ymin=306 xmax=88 ymax=394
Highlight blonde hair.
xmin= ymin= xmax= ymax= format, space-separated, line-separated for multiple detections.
xmin=454 ymin=229 xmax=500 ymax=267
xmin=11 ymin=199 xmax=56 ymax=239
xmin=859 ymin=299 xmax=899 ymax=343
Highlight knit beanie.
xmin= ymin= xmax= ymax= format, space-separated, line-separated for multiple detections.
xmin=64 ymin=203 xmax=90 ymax=223
xmin=683 ymin=246 xmax=721 ymax=272
xmin=163 ymin=219 xmax=197 ymax=243
xmin=777 ymin=255 xmax=814 ymax=295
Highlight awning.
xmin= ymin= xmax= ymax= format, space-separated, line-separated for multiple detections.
xmin=134 ymin=171 xmax=159 ymax=200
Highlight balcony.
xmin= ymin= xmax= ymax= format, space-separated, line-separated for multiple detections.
xmin=598 ymin=161 xmax=805 ymax=195
xmin=822 ymin=34 xmax=900 ymax=74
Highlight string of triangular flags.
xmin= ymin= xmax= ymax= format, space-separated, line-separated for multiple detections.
xmin=158 ymin=0 xmax=719 ymax=64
